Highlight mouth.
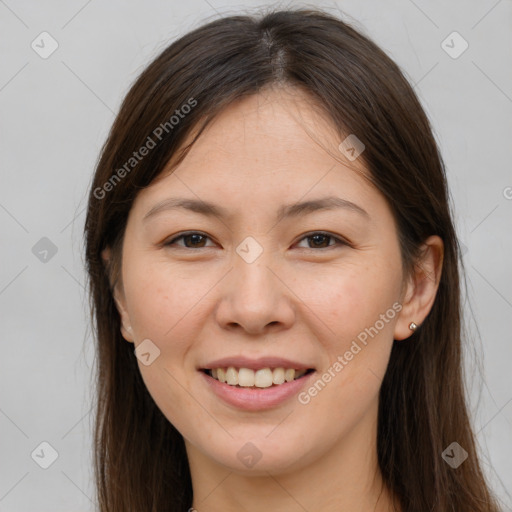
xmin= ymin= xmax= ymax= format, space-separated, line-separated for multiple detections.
xmin=200 ymin=367 xmax=316 ymax=389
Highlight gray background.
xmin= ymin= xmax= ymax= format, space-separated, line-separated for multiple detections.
xmin=1 ymin=0 xmax=511 ymax=510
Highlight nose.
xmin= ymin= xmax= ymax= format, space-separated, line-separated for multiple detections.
xmin=215 ymin=255 xmax=296 ymax=336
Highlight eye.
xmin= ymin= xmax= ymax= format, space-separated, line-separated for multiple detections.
xmin=164 ymin=232 xmax=215 ymax=249
xmin=164 ymin=231 xmax=348 ymax=250
xmin=295 ymin=231 xmax=348 ymax=250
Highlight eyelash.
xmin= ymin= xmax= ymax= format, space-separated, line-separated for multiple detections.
xmin=164 ymin=231 xmax=349 ymax=251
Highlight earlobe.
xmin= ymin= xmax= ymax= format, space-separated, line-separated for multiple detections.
xmin=393 ymin=273 xmax=418 ymax=341
xmin=394 ymin=235 xmax=444 ymax=341
xmin=113 ymin=289 xmax=135 ymax=343
xmin=102 ymin=246 xmax=134 ymax=343
xmin=101 ymin=247 xmax=111 ymax=265
xmin=120 ymin=324 xmax=135 ymax=343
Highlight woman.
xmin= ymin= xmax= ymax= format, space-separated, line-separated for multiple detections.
xmin=84 ymin=7 xmax=501 ymax=511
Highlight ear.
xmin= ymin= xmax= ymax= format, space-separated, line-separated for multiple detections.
xmin=101 ymin=247 xmax=135 ymax=343
xmin=394 ymin=235 xmax=444 ymax=340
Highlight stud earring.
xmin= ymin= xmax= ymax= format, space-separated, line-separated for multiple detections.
xmin=409 ymin=322 xmax=418 ymax=331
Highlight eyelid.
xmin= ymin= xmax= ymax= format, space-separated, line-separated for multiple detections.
xmin=294 ymin=231 xmax=350 ymax=249
xmin=164 ymin=230 xmax=350 ymax=250
xmin=164 ymin=231 xmax=215 ymax=248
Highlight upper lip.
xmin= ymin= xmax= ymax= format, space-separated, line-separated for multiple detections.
xmin=200 ymin=356 xmax=315 ymax=371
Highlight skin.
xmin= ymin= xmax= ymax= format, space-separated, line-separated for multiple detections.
xmin=104 ymin=86 xmax=443 ymax=512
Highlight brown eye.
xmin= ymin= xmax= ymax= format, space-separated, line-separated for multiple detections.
xmin=165 ymin=232 xmax=213 ymax=249
xmin=296 ymin=232 xmax=347 ymax=250
xmin=164 ymin=231 xmax=347 ymax=251
xmin=308 ymin=234 xmax=331 ymax=248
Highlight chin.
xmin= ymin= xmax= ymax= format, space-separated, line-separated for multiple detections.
xmin=200 ymin=435 xmax=314 ymax=476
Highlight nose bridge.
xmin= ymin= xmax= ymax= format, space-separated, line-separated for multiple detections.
xmin=216 ymin=239 xmax=294 ymax=333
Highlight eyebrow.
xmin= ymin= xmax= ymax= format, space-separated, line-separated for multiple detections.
xmin=143 ymin=195 xmax=370 ymax=223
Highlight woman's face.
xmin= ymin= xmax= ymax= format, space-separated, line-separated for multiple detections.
xmin=113 ymin=87 xmax=413 ymax=476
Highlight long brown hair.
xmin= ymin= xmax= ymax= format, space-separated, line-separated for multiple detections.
xmin=84 ymin=7 xmax=501 ymax=511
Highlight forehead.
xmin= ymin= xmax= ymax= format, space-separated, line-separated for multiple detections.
xmin=170 ymin=88 xmax=354 ymax=174
xmin=133 ymin=88 xmax=380 ymax=218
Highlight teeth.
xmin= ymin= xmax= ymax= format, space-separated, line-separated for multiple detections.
xmin=273 ymin=367 xmax=285 ymax=385
xmin=225 ymin=366 xmax=238 ymax=386
xmin=255 ymin=368 xmax=273 ymax=388
xmin=238 ymin=368 xmax=254 ymax=387
xmin=207 ymin=367 xmax=310 ymax=388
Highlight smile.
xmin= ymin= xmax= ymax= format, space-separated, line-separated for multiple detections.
xmin=203 ymin=367 xmax=314 ymax=388
xmin=200 ymin=367 xmax=317 ymax=411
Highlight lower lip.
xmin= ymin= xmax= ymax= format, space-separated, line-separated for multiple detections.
xmin=200 ymin=370 xmax=315 ymax=411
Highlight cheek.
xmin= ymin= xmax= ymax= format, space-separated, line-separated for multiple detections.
xmin=123 ymin=257 xmax=209 ymax=343
xmin=295 ymin=267 xmax=399 ymax=432
xmin=295 ymin=260 xmax=400 ymax=416
xmin=121 ymin=260 xmax=207 ymax=429
xmin=295 ymin=260 xmax=401 ymax=345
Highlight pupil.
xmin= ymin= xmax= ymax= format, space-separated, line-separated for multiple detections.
xmin=311 ymin=234 xmax=328 ymax=248
xmin=186 ymin=234 xmax=205 ymax=247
